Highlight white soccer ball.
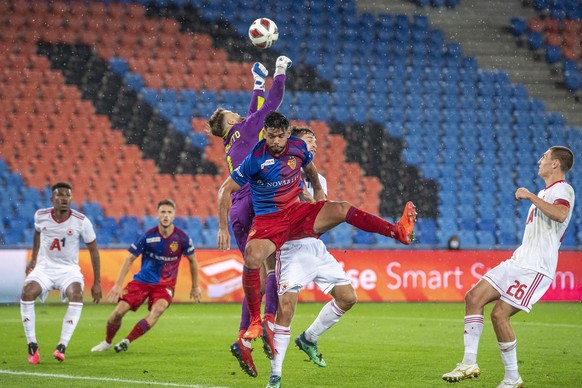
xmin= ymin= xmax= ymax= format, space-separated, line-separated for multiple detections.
xmin=248 ymin=18 xmax=279 ymax=49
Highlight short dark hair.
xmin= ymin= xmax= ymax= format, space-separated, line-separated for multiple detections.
xmin=52 ymin=182 xmax=72 ymax=192
xmin=264 ymin=111 xmax=289 ymax=132
xmin=208 ymin=108 xmax=227 ymax=137
xmin=550 ymin=146 xmax=574 ymax=173
xmin=157 ymin=199 xmax=176 ymax=210
xmin=291 ymin=126 xmax=315 ymax=138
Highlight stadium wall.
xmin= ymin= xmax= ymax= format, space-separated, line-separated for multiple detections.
xmin=2 ymin=250 xmax=581 ymax=304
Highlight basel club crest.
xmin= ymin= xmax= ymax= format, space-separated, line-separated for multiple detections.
xmin=287 ymin=156 xmax=296 ymax=170
xmin=170 ymin=241 xmax=179 ymax=253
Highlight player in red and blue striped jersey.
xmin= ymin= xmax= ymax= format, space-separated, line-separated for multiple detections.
xmin=218 ymin=111 xmax=417 ymax=341
xmin=209 ymin=57 xmax=292 ymax=377
xmin=91 ymin=199 xmax=201 ymax=354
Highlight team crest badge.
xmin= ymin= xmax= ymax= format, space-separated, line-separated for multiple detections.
xmin=169 ymin=241 xmax=179 ymax=252
xmin=287 ymin=156 xmax=296 ymax=170
xmin=66 ymin=228 xmax=74 ymax=236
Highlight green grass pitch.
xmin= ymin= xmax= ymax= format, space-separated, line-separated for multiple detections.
xmin=0 ymin=302 xmax=580 ymax=387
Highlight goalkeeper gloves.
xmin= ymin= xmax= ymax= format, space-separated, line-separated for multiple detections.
xmin=252 ymin=62 xmax=268 ymax=90
xmin=274 ymin=56 xmax=292 ymax=76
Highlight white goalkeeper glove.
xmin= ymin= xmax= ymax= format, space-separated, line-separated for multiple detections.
xmin=252 ymin=62 xmax=268 ymax=90
xmin=274 ymin=56 xmax=292 ymax=76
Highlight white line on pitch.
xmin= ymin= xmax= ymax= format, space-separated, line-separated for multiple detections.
xmin=0 ymin=369 xmax=229 ymax=388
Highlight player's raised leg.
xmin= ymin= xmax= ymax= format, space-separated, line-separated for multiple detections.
xmin=313 ymin=200 xmax=417 ymax=245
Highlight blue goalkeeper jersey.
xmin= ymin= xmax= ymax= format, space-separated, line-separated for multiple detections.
xmin=231 ymin=136 xmax=313 ymax=215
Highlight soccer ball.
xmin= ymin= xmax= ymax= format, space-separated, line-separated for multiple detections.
xmin=248 ymin=18 xmax=279 ymax=49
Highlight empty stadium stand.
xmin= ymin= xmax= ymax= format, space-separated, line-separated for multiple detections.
xmin=0 ymin=0 xmax=580 ymax=250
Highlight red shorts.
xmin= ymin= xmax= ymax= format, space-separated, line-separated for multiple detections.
xmin=120 ymin=280 xmax=173 ymax=311
xmin=248 ymin=201 xmax=326 ymax=249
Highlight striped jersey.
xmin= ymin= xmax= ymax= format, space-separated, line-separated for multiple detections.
xmin=511 ymin=180 xmax=575 ymax=278
xmin=128 ymin=226 xmax=195 ymax=288
xmin=231 ymin=136 xmax=313 ymax=215
xmin=34 ymin=208 xmax=96 ymax=267
xmin=223 ymin=74 xmax=286 ymax=201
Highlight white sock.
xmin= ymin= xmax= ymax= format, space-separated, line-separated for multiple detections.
xmin=499 ymin=340 xmax=519 ymax=381
xmin=59 ymin=302 xmax=83 ymax=347
xmin=304 ymin=300 xmax=345 ymax=343
xmin=270 ymin=324 xmax=290 ymax=377
xmin=20 ymin=300 xmax=37 ymax=343
xmin=462 ymin=314 xmax=484 ymax=365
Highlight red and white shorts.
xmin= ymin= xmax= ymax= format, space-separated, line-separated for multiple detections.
xmin=248 ymin=201 xmax=326 ymax=250
xmin=120 ymin=280 xmax=173 ymax=311
xmin=276 ymin=237 xmax=351 ymax=295
xmin=482 ymin=259 xmax=552 ymax=313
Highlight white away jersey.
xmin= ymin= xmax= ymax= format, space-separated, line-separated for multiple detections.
xmin=511 ymin=180 xmax=575 ymax=278
xmin=34 ymin=208 xmax=97 ymax=267
xmin=303 ymin=172 xmax=328 ymax=197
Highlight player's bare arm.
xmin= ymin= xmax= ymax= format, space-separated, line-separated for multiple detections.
xmin=87 ymin=241 xmax=102 ymax=303
xmin=187 ymin=253 xmax=202 ymax=303
xmin=217 ymin=176 xmax=242 ymax=250
xmin=26 ymin=230 xmax=41 ymax=275
xmin=299 ymin=185 xmax=316 ymax=203
xmin=515 ymin=187 xmax=570 ymax=223
xmin=303 ymin=162 xmax=326 ymax=201
xmin=107 ymin=253 xmax=138 ymax=303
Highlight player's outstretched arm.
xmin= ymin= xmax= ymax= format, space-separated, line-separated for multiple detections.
xmin=86 ymin=241 xmax=102 ymax=303
xmin=107 ymin=253 xmax=137 ymax=303
xmin=515 ymin=187 xmax=570 ymax=223
xmin=217 ymin=176 xmax=242 ymax=250
xmin=187 ymin=253 xmax=202 ymax=303
xmin=304 ymin=162 xmax=326 ymax=201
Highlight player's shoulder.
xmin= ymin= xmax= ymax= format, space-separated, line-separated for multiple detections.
xmin=35 ymin=207 xmax=53 ymax=218
xmin=250 ymin=138 xmax=267 ymax=156
xmin=172 ymin=225 xmax=188 ymax=237
xmin=70 ymin=209 xmax=87 ymax=221
xmin=144 ymin=226 xmax=160 ymax=237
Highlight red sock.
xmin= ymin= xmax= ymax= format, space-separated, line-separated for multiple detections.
xmin=242 ymin=266 xmax=262 ymax=323
xmin=345 ymin=206 xmax=397 ymax=238
xmin=106 ymin=322 xmax=121 ymax=344
xmin=126 ymin=319 xmax=151 ymax=342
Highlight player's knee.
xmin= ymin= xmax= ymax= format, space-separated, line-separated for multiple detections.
xmin=21 ymin=282 xmax=41 ymax=301
xmin=243 ymin=246 xmax=263 ymax=268
xmin=336 ymin=290 xmax=357 ymax=311
xmin=490 ymin=307 xmax=509 ymax=325
xmin=464 ymin=289 xmax=478 ymax=307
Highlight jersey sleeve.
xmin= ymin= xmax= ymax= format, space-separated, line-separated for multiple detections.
xmin=247 ymin=90 xmax=265 ymax=116
xmin=299 ymin=139 xmax=314 ymax=167
xmin=242 ymin=75 xmax=286 ymax=138
xmin=185 ymin=235 xmax=195 ymax=256
xmin=319 ymin=173 xmax=328 ymax=196
xmin=128 ymin=233 xmax=147 ymax=256
xmin=81 ymin=217 xmax=97 ymax=244
xmin=553 ymin=183 xmax=575 ymax=207
xmin=231 ymin=152 xmax=258 ymax=187
xmin=34 ymin=210 xmax=41 ymax=232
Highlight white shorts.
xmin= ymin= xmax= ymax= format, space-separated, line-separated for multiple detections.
xmin=25 ymin=263 xmax=84 ymax=302
xmin=276 ymin=238 xmax=351 ymax=295
xmin=482 ymin=259 xmax=552 ymax=313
